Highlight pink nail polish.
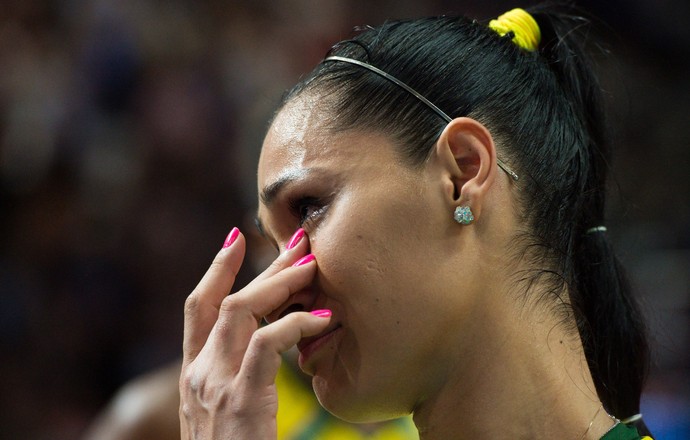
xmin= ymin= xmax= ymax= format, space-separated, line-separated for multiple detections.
xmin=286 ymin=228 xmax=305 ymax=250
xmin=222 ymin=227 xmax=240 ymax=248
xmin=311 ymin=309 xmax=332 ymax=318
xmin=292 ymin=254 xmax=315 ymax=267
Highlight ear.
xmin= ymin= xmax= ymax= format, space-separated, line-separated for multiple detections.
xmin=433 ymin=117 xmax=498 ymax=220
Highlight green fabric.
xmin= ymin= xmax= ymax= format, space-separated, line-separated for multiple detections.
xmin=601 ymin=423 xmax=643 ymax=440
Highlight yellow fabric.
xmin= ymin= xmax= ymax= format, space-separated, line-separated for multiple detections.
xmin=276 ymin=364 xmax=321 ymax=439
xmin=276 ymin=363 xmax=419 ymax=440
xmin=489 ymin=8 xmax=541 ymax=52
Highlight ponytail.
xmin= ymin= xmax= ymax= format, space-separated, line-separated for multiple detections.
xmin=529 ymin=6 xmax=652 ymax=435
xmin=578 ymin=231 xmax=651 ymax=435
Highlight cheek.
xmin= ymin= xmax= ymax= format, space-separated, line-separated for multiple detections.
xmin=310 ymin=197 xmax=438 ymax=331
xmin=307 ymin=194 xmax=461 ymax=413
xmin=309 ymin=185 xmax=442 ymax=301
xmin=310 ymin=217 xmax=381 ymax=297
xmin=310 ymin=192 xmax=394 ymax=277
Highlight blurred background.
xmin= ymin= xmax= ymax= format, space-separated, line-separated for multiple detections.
xmin=0 ymin=1 xmax=688 ymax=439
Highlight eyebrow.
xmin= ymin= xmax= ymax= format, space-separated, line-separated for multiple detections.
xmin=260 ymin=167 xmax=321 ymax=205
xmin=260 ymin=175 xmax=293 ymax=206
xmin=255 ymin=169 xmax=310 ymax=241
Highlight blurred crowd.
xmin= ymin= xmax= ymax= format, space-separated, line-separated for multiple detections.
xmin=0 ymin=1 xmax=688 ymax=439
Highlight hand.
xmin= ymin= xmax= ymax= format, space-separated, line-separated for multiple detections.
xmin=179 ymin=227 xmax=330 ymax=440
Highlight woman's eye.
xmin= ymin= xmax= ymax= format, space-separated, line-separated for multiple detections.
xmin=290 ymin=196 xmax=327 ymax=228
xmin=299 ymin=205 xmax=318 ymax=222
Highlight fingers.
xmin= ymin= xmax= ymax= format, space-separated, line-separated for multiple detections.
xmin=183 ymin=228 xmax=246 ymax=367
xmin=206 ymin=255 xmax=317 ymax=368
xmin=184 ymin=226 xmax=315 ymax=370
xmin=240 ymin=310 xmax=332 ymax=388
xmin=180 ymin=312 xmax=329 ymax=439
xmin=180 ymin=227 xmax=323 ymax=440
xmin=245 ymin=227 xmax=309 ymax=287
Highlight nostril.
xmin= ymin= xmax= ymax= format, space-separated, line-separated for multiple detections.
xmin=279 ymin=303 xmax=304 ymax=319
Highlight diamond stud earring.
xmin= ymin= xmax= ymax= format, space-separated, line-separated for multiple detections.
xmin=454 ymin=206 xmax=474 ymax=225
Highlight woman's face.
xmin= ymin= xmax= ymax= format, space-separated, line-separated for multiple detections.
xmin=256 ymin=96 xmax=485 ymax=421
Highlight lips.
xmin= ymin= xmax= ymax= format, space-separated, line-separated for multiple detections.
xmin=297 ymin=324 xmax=342 ymax=368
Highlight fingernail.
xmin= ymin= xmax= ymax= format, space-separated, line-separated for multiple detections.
xmin=311 ymin=309 xmax=332 ymax=318
xmin=222 ymin=227 xmax=240 ymax=248
xmin=286 ymin=228 xmax=305 ymax=250
xmin=292 ymin=254 xmax=315 ymax=267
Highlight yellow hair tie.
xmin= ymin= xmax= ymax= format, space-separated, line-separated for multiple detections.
xmin=488 ymin=8 xmax=541 ymax=52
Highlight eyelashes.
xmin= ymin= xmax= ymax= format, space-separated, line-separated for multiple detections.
xmin=288 ymin=195 xmax=329 ymax=230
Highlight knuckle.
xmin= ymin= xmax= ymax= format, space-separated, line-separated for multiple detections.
xmin=179 ymin=369 xmax=234 ymax=415
xmin=219 ymin=294 xmax=241 ymax=315
xmin=184 ymin=294 xmax=200 ymax=315
xmin=215 ymin=258 xmax=239 ymax=286
xmin=263 ymin=257 xmax=286 ymax=277
xmin=209 ymin=254 xmax=226 ymax=271
xmin=180 ymin=369 xmax=200 ymax=393
xmin=210 ymin=252 xmax=239 ymax=277
xmin=266 ymin=248 xmax=299 ymax=273
xmin=250 ymin=329 xmax=272 ymax=351
xmin=180 ymin=402 xmax=193 ymax=420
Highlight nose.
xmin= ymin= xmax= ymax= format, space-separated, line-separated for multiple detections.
xmin=263 ymin=288 xmax=318 ymax=324
xmin=264 ymin=228 xmax=317 ymax=323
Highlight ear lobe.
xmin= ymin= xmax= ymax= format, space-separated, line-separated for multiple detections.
xmin=435 ymin=117 xmax=497 ymax=219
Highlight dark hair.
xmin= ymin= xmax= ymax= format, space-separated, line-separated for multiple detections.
xmin=278 ymin=4 xmax=650 ymax=435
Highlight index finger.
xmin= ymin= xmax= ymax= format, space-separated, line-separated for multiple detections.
xmin=183 ymin=228 xmax=246 ymax=367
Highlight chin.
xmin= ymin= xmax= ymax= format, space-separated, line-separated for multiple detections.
xmin=311 ymin=374 xmax=409 ymax=424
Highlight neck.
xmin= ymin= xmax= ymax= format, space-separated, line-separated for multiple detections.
xmin=412 ymin=297 xmax=617 ymax=440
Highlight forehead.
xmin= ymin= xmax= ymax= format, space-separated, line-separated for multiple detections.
xmin=258 ymin=96 xmax=403 ymax=193
xmin=257 ymin=95 xmax=331 ymax=188
xmin=256 ymin=95 xmax=416 ymax=214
